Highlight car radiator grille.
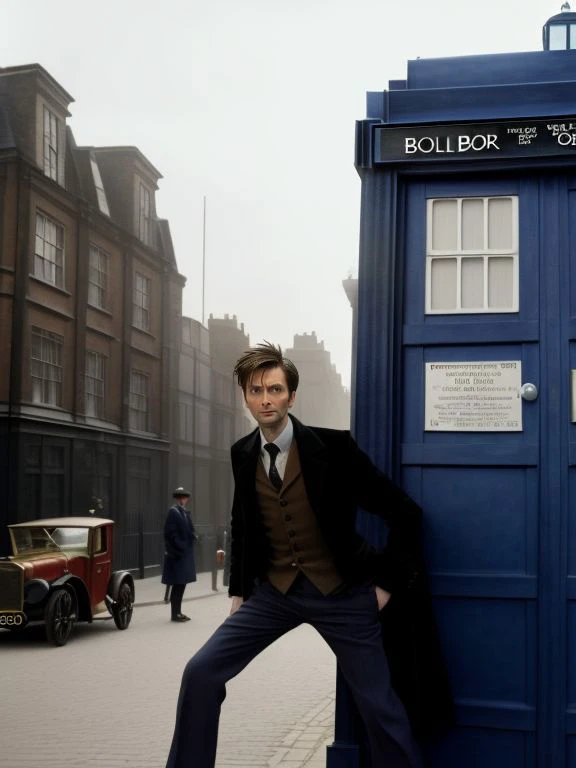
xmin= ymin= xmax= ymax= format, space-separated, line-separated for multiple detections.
xmin=0 ymin=563 xmax=24 ymax=611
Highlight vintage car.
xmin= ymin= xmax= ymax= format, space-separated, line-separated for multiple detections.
xmin=0 ymin=517 xmax=134 ymax=646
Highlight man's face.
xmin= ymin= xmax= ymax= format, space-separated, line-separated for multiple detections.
xmin=176 ymin=496 xmax=189 ymax=506
xmin=244 ymin=366 xmax=295 ymax=432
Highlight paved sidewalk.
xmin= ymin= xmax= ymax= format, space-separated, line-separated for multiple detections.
xmin=135 ymin=571 xmax=336 ymax=767
xmin=134 ymin=568 xmax=226 ymax=607
xmin=1 ymin=571 xmax=336 ymax=768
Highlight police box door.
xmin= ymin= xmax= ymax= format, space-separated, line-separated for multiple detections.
xmin=401 ymin=174 xmax=576 ymax=768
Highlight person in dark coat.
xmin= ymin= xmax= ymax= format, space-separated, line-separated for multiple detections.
xmin=165 ymin=343 xmax=453 ymax=768
xmin=162 ymin=487 xmax=197 ymax=623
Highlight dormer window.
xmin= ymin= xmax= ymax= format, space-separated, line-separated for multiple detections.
xmin=43 ymin=107 xmax=58 ymax=181
xmin=90 ymin=157 xmax=110 ymax=216
xmin=138 ymin=183 xmax=151 ymax=245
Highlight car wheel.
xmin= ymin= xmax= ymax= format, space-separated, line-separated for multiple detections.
xmin=45 ymin=589 xmax=77 ymax=646
xmin=112 ymin=582 xmax=133 ymax=630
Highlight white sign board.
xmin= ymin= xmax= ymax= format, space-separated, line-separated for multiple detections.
xmin=425 ymin=361 xmax=522 ymax=432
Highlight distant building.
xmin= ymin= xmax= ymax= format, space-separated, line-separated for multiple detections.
xmin=173 ymin=314 xmax=250 ymax=570
xmin=0 ymin=64 xmax=184 ymax=575
xmin=285 ymin=332 xmax=350 ymax=429
xmin=208 ymin=313 xmax=253 ymax=439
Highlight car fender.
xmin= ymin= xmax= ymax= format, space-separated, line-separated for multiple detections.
xmin=106 ymin=571 xmax=134 ymax=603
xmin=51 ymin=575 xmax=92 ymax=621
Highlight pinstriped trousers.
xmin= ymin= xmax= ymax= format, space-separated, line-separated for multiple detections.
xmin=166 ymin=575 xmax=422 ymax=768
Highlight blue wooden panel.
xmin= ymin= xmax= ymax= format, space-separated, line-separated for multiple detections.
xmin=433 ymin=598 xmax=537 ymax=705
xmin=567 ymin=470 xmax=576 ymax=575
xmin=417 ymin=467 xmax=537 ymax=574
xmin=565 ymin=603 xmax=576 ymax=709
xmin=424 ymin=728 xmax=535 ymax=768
xmin=567 ymin=736 xmax=576 ymax=766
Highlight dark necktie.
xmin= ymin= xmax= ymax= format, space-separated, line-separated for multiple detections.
xmin=264 ymin=443 xmax=282 ymax=491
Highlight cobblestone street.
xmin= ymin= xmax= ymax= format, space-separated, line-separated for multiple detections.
xmin=0 ymin=573 xmax=335 ymax=768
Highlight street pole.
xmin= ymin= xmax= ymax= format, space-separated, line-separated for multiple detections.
xmin=202 ymin=195 xmax=206 ymax=326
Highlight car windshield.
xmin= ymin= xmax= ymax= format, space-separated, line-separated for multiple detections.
xmin=11 ymin=526 xmax=90 ymax=555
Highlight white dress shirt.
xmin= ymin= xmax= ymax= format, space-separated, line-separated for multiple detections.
xmin=259 ymin=418 xmax=293 ymax=481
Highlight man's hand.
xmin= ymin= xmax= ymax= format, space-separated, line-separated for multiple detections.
xmin=230 ymin=596 xmax=244 ymax=615
xmin=374 ymin=586 xmax=391 ymax=611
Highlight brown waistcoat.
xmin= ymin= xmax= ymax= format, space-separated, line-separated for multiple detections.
xmin=256 ymin=441 xmax=343 ymax=594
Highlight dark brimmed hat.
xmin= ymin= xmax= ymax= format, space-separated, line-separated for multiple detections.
xmin=173 ymin=487 xmax=191 ymax=498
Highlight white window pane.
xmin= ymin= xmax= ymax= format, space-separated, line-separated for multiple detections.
xmin=461 ymin=199 xmax=484 ymax=250
xmin=488 ymin=198 xmax=513 ymax=250
xmin=488 ymin=257 xmax=514 ymax=308
xmin=550 ymin=24 xmax=567 ymax=49
xmin=571 ymin=24 xmax=576 ymax=49
xmin=430 ymin=258 xmax=457 ymax=310
xmin=461 ymin=257 xmax=484 ymax=308
xmin=431 ymin=200 xmax=457 ymax=250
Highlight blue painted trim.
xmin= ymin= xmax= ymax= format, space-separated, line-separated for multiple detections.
xmin=565 ymin=576 xmax=576 ymax=599
xmin=406 ymin=50 xmax=576 ymax=90
xmin=402 ymin=322 xmax=539 ymax=346
xmin=388 ymin=84 xmax=576 ymax=125
xmin=455 ymin=701 xmax=536 ymax=730
xmin=401 ymin=444 xmax=538 ymax=466
xmin=430 ymin=575 xmax=537 ymax=599
xmin=567 ymin=443 xmax=576 ymax=465
xmin=536 ymin=175 xmax=566 ymax=768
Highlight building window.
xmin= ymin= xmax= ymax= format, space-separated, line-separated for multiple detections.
xmin=426 ymin=196 xmax=519 ymax=314
xmin=43 ymin=107 xmax=58 ymax=181
xmin=133 ymin=272 xmax=151 ymax=331
xmin=85 ymin=351 xmax=106 ymax=419
xmin=88 ymin=244 xmax=109 ymax=309
xmin=90 ymin=157 xmax=110 ymax=216
xmin=138 ymin=183 xmax=151 ymax=245
xmin=34 ymin=212 xmax=64 ymax=288
xmin=129 ymin=370 xmax=149 ymax=431
xmin=31 ymin=327 xmax=63 ymax=406
xmin=178 ymin=402 xmax=194 ymax=442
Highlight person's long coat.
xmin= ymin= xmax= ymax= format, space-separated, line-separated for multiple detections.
xmin=162 ymin=504 xmax=197 ymax=585
xmin=228 ymin=414 xmax=454 ymax=741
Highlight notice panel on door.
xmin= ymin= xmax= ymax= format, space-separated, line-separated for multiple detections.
xmin=425 ymin=361 xmax=522 ymax=431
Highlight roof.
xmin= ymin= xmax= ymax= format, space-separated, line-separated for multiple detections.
xmin=9 ymin=517 xmax=114 ymax=529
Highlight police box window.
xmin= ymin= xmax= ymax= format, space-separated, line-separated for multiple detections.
xmin=425 ymin=196 xmax=519 ymax=315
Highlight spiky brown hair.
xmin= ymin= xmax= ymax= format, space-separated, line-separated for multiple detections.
xmin=233 ymin=341 xmax=299 ymax=394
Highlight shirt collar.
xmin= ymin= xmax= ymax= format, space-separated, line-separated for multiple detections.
xmin=259 ymin=417 xmax=293 ymax=455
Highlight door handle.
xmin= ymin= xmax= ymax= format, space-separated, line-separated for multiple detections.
xmin=520 ymin=383 xmax=538 ymax=401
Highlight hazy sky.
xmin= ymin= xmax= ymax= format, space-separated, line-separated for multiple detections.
xmin=4 ymin=0 xmax=557 ymax=385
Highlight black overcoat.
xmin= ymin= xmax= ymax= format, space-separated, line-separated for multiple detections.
xmin=162 ymin=504 xmax=197 ymax=585
xmin=228 ymin=415 xmax=454 ymax=740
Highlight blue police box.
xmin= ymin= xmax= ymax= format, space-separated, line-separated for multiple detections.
xmin=349 ymin=6 xmax=576 ymax=768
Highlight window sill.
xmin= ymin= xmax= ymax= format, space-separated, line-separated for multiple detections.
xmin=131 ymin=325 xmax=156 ymax=340
xmin=88 ymin=303 xmax=113 ymax=318
xmin=29 ymin=274 xmax=71 ymax=297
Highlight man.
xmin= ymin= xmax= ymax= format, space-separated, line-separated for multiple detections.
xmin=162 ymin=487 xmax=197 ymax=623
xmin=166 ymin=343 xmax=450 ymax=767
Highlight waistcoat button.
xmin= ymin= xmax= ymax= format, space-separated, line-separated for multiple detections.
xmin=279 ymin=499 xmax=288 ymax=507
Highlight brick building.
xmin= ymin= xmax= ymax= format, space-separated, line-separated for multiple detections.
xmin=0 ymin=64 xmax=184 ymax=575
